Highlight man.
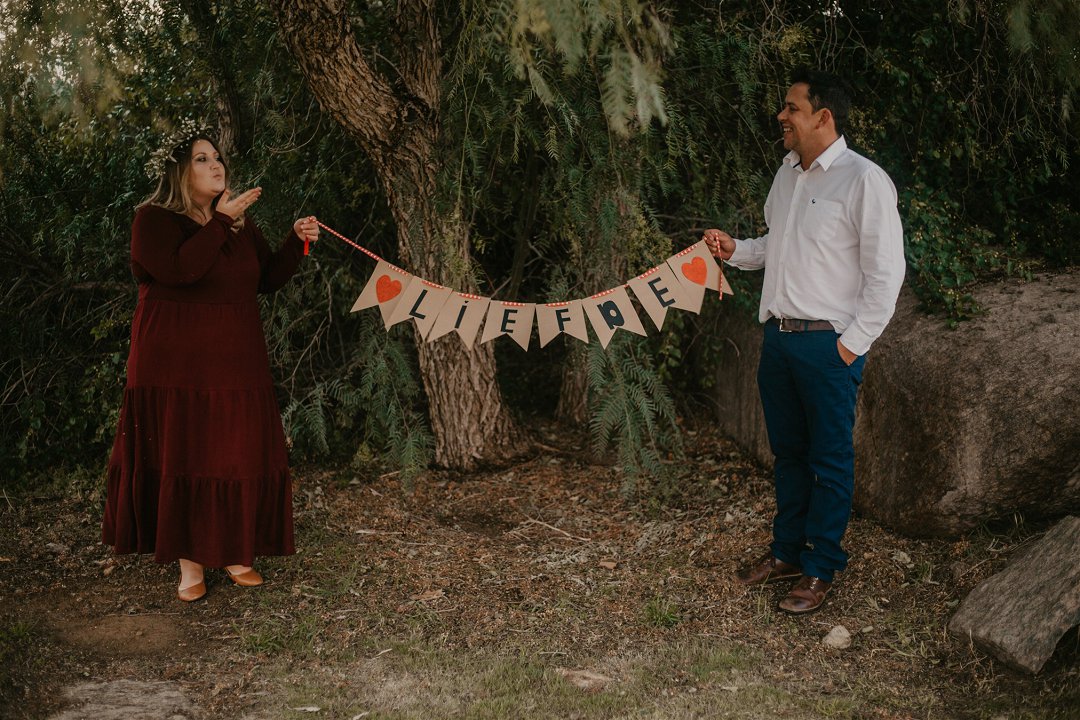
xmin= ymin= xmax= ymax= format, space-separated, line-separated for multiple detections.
xmin=704 ymin=68 xmax=905 ymax=614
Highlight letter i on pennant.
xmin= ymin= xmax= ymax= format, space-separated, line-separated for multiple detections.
xmin=386 ymin=279 xmax=453 ymax=336
xmin=426 ymin=293 xmax=491 ymax=348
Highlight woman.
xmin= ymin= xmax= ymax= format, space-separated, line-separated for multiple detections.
xmin=102 ymin=127 xmax=319 ymax=602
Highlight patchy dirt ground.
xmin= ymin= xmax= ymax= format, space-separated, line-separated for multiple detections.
xmin=2 ymin=425 xmax=1077 ymax=719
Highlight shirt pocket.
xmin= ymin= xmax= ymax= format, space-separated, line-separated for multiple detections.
xmin=804 ymin=198 xmax=844 ymax=243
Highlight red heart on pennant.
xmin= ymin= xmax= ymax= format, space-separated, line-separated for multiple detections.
xmin=681 ymin=256 xmax=707 ymax=286
xmin=376 ymin=274 xmax=402 ymax=303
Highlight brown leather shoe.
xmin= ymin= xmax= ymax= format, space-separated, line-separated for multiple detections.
xmin=734 ymin=552 xmax=802 ymax=586
xmin=778 ymin=575 xmax=831 ymax=614
xmin=177 ymin=581 xmax=206 ymax=603
xmin=225 ymin=567 xmax=264 ymax=587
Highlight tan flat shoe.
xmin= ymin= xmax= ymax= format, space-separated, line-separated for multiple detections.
xmin=177 ymin=581 xmax=206 ymax=603
xmin=225 ymin=568 xmax=263 ymax=587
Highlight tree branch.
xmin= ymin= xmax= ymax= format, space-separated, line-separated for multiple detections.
xmin=272 ymin=0 xmax=404 ymax=161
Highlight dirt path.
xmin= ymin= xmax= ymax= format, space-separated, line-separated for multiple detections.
xmin=2 ymin=429 xmax=1076 ymax=719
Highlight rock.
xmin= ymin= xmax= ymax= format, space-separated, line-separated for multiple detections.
xmin=891 ymin=551 xmax=914 ymax=569
xmin=822 ymin=625 xmax=852 ymax=649
xmin=711 ymin=271 xmax=1080 ymax=538
xmin=854 ymin=274 xmax=1080 ymax=536
xmin=50 ymin=680 xmax=196 ymax=719
xmin=948 ymin=561 xmax=969 ymax=582
xmin=948 ymin=516 xmax=1080 ymax=673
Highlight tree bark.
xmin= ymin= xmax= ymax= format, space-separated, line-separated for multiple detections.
xmin=555 ymin=344 xmax=589 ymax=426
xmin=273 ymin=0 xmax=527 ymax=469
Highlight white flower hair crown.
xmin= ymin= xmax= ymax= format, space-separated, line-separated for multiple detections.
xmin=144 ymin=118 xmax=215 ymax=180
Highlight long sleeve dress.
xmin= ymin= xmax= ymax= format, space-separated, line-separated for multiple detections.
xmin=102 ymin=205 xmax=304 ymax=567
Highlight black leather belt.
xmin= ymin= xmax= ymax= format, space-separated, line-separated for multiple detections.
xmin=768 ymin=317 xmax=834 ymax=332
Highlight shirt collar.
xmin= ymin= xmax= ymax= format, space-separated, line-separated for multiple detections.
xmin=785 ymin=135 xmax=848 ymax=173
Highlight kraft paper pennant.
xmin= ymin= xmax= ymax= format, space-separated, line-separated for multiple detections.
xmin=582 ymin=286 xmax=647 ymax=348
xmin=535 ymin=301 xmax=590 ymax=347
xmin=627 ymin=263 xmax=697 ymax=330
xmin=427 ymin=293 xmax=490 ymax=348
xmin=665 ymin=241 xmax=723 ymax=313
xmin=351 ymin=260 xmax=415 ymax=328
xmin=386 ymin=279 xmax=454 ymax=336
xmin=480 ymin=301 xmax=535 ymax=351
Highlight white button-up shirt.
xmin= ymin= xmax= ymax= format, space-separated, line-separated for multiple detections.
xmin=726 ymin=136 xmax=905 ymax=356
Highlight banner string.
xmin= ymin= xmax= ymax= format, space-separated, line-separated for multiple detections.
xmin=315 ymin=219 xmax=719 ymax=300
xmin=316 ymin=220 xmax=384 ymax=264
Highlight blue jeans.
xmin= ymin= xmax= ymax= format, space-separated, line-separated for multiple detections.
xmin=757 ymin=322 xmax=865 ymax=582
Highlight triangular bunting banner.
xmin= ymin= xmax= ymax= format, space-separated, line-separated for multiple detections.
xmin=326 ymin=218 xmax=734 ymax=352
xmin=480 ymin=301 xmax=535 ymax=351
xmin=351 ymin=259 xmax=415 ymax=328
xmin=536 ymin=301 xmax=589 ymax=347
xmin=665 ymin=240 xmax=724 ymax=313
xmin=627 ymin=262 xmax=696 ymax=331
xmin=582 ymin=286 xmax=647 ymax=348
xmin=386 ymin=279 xmax=454 ymax=337
xmin=427 ymin=293 xmax=490 ymax=348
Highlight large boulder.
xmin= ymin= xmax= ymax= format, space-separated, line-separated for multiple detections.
xmin=712 ymin=270 xmax=1080 ymax=538
xmin=854 ymin=271 xmax=1080 ymax=536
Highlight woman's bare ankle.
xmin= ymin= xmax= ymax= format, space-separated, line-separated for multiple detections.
xmin=178 ymin=558 xmax=205 ymax=590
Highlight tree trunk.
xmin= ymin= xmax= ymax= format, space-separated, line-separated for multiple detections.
xmin=382 ymin=146 xmax=527 ymax=469
xmin=179 ymin=0 xmax=250 ymax=157
xmin=273 ymin=0 xmax=527 ymax=469
xmin=555 ymin=344 xmax=590 ymax=426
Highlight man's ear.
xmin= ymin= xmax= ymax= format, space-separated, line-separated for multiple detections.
xmin=817 ymin=107 xmax=835 ymax=132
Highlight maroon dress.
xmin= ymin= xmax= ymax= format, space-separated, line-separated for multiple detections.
xmin=102 ymin=205 xmax=303 ymax=567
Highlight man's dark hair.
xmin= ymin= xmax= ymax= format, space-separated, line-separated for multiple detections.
xmin=790 ymin=67 xmax=851 ymax=136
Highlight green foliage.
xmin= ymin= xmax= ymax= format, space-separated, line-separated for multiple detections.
xmin=587 ymin=333 xmax=682 ymax=491
xmin=350 ymin=318 xmax=433 ymax=484
xmin=0 ymin=1 xmax=397 ymax=480
xmin=2 ymin=0 xmax=1077 ymax=487
xmin=900 ymin=182 xmax=1003 ymax=323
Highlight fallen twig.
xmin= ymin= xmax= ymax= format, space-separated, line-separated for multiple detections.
xmin=514 ymin=517 xmax=592 ymax=542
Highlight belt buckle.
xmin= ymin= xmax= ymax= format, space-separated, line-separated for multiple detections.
xmin=778 ymin=317 xmax=793 ymax=333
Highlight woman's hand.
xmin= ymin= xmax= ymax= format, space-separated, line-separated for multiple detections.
xmin=216 ymin=188 xmax=262 ymax=219
xmin=293 ymin=216 xmax=319 ymax=245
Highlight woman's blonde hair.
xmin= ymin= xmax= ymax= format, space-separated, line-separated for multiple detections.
xmin=139 ymin=134 xmax=241 ymax=227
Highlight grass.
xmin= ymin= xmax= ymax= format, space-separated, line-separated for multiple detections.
xmin=0 ymin=619 xmax=41 ymax=707
xmin=642 ymin=596 xmax=682 ymax=628
xmin=237 ymin=610 xmax=328 ymax=658
xmin=258 ymin=638 xmax=806 ymax=720
xmin=0 ymin=620 xmax=36 ymax=670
